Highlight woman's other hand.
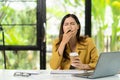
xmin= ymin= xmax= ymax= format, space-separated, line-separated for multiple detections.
xmin=70 ymin=56 xmax=91 ymax=70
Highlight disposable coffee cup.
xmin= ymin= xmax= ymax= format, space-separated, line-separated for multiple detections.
xmin=70 ymin=52 xmax=78 ymax=57
xmin=69 ymin=52 xmax=78 ymax=69
xmin=70 ymin=52 xmax=78 ymax=61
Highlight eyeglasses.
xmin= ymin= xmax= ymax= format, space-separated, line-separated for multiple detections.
xmin=14 ymin=72 xmax=39 ymax=77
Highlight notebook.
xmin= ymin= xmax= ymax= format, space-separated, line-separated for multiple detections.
xmin=72 ymin=52 xmax=120 ymax=79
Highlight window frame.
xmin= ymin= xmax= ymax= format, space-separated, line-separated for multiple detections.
xmin=0 ymin=0 xmax=46 ymax=69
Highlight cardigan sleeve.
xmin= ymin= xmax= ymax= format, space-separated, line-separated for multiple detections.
xmin=50 ymin=39 xmax=63 ymax=69
xmin=87 ymin=38 xmax=99 ymax=68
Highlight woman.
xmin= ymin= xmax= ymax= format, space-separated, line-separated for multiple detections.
xmin=50 ymin=14 xmax=99 ymax=70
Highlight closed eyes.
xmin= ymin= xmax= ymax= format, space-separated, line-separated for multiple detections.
xmin=64 ymin=22 xmax=76 ymax=26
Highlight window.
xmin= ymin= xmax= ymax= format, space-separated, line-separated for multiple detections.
xmin=92 ymin=0 xmax=120 ymax=53
xmin=0 ymin=0 xmax=37 ymax=45
xmin=0 ymin=0 xmax=46 ymax=69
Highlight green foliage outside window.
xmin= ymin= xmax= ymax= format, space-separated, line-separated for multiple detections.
xmin=92 ymin=0 xmax=120 ymax=52
xmin=0 ymin=2 xmax=36 ymax=45
xmin=0 ymin=1 xmax=38 ymax=69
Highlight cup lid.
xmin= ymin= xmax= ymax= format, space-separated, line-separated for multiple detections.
xmin=70 ymin=52 xmax=78 ymax=56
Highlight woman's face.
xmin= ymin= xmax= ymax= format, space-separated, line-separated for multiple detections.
xmin=63 ymin=17 xmax=79 ymax=36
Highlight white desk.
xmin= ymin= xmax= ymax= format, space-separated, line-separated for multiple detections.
xmin=0 ymin=69 xmax=120 ymax=80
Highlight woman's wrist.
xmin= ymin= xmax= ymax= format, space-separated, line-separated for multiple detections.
xmin=61 ymin=40 xmax=67 ymax=46
xmin=82 ymin=64 xmax=91 ymax=70
xmin=58 ymin=41 xmax=66 ymax=56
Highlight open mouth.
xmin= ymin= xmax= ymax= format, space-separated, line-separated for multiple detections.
xmin=67 ymin=30 xmax=71 ymax=33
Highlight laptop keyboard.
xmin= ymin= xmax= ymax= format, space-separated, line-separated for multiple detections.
xmin=81 ymin=72 xmax=93 ymax=76
xmin=72 ymin=72 xmax=94 ymax=77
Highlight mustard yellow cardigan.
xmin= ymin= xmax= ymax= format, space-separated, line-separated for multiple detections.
xmin=50 ymin=37 xmax=99 ymax=70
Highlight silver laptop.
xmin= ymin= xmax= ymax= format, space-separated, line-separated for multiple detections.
xmin=72 ymin=52 xmax=120 ymax=79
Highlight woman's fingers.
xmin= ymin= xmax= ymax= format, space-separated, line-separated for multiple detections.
xmin=66 ymin=29 xmax=71 ymax=33
xmin=71 ymin=56 xmax=83 ymax=68
xmin=62 ymin=31 xmax=73 ymax=43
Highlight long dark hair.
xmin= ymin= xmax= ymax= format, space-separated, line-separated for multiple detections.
xmin=56 ymin=14 xmax=84 ymax=60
